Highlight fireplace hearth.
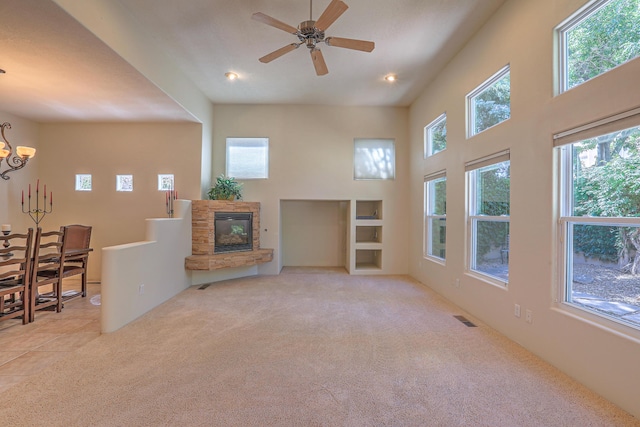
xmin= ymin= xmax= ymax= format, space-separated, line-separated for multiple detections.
xmin=214 ymin=212 xmax=253 ymax=253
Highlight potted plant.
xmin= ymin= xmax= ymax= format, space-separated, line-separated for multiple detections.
xmin=207 ymin=174 xmax=243 ymax=200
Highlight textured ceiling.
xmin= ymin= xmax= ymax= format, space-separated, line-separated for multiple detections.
xmin=0 ymin=0 xmax=507 ymax=122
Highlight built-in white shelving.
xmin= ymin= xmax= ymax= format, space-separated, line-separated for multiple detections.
xmin=349 ymin=200 xmax=384 ymax=273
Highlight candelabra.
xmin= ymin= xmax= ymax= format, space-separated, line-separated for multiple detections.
xmin=166 ymin=188 xmax=178 ymax=218
xmin=22 ymin=180 xmax=53 ymax=225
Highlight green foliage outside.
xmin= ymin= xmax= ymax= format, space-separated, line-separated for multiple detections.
xmin=474 ymin=73 xmax=510 ymax=135
xmin=565 ymin=0 xmax=640 ymax=272
xmin=475 ymin=162 xmax=510 ymax=259
xmin=573 ymin=127 xmax=640 ymax=272
xmin=566 ymin=0 xmax=640 ymax=90
xmin=432 ymin=178 xmax=446 ymax=215
xmin=430 ymin=118 xmax=447 ymax=154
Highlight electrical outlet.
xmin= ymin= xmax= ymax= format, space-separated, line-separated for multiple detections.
xmin=455 ymin=278 xmax=460 ymax=288
xmin=139 ymin=284 xmax=145 ymax=295
xmin=514 ymin=304 xmax=521 ymax=318
xmin=525 ymin=309 xmax=532 ymax=324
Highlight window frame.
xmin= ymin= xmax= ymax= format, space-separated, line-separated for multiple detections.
xmin=158 ymin=174 xmax=174 ymax=191
xmin=424 ymin=113 xmax=447 ymax=158
xmin=556 ymin=0 xmax=640 ymax=94
xmin=353 ymin=138 xmax=396 ymax=180
xmin=556 ymin=113 xmax=640 ymax=333
xmin=225 ymin=137 xmax=269 ymax=180
xmin=75 ymin=174 xmax=92 ymax=192
xmin=424 ymin=171 xmax=447 ymax=262
xmin=467 ymin=65 xmax=511 ymax=138
xmin=116 ymin=174 xmax=133 ymax=192
xmin=466 ymin=151 xmax=511 ymax=287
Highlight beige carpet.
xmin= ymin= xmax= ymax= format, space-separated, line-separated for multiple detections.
xmin=1 ymin=272 xmax=638 ymax=426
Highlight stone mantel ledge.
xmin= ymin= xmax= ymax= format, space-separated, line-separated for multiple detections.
xmin=185 ymin=200 xmax=274 ymax=271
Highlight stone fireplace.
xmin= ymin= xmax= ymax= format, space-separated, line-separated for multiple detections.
xmin=185 ymin=200 xmax=273 ymax=270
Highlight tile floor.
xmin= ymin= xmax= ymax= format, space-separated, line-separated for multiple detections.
xmin=0 ymin=281 xmax=101 ymax=393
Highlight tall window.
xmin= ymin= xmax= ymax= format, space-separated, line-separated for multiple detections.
xmin=354 ymin=138 xmax=395 ymax=180
xmin=467 ymin=65 xmax=511 ymax=137
xmin=226 ymin=138 xmax=269 ymax=179
xmin=558 ymin=0 xmax=640 ymax=93
xmin=424 ymin=172 xmax=446 ymax=260
xmin=556 ymin=112 xmax=640 ymax=330
xmin=466 ymin=152 xmax=510 ymax=285
xmin=425 ymin=114 xmax=447 ymax=157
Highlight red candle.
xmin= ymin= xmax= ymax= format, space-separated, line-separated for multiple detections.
xmin=36 ymin=179 xmax=39 ymax=192
xmin=28 ymin=184 xmax=31 ymax=197
xmin=50 ymin=191 xmax=53 ymax=206
xmin=21 ymin=190 xmax=24 ymax=204
xmin=175 ymin=190 xmax=178 ymax=199
xmin=44 ymin=184 xmax=46 ymax=196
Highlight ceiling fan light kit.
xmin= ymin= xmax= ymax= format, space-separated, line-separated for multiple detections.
xmin=252 ymin=0 xmax=375 ymax=76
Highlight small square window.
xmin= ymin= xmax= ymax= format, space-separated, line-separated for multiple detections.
xmin=116 ymin=175 xmax=133 ymax=192
xmin=75 ymin=174 xmax=92 ymax=191
xmin=467 ymin=65 xmax=510 ymax=137
xmin=158 ymin=174 xmax=174 ymax=191
xmin=226 ymin=138 xmax=269 ymax=179
xmin=354 ymin=138 xmax=395 ymax=180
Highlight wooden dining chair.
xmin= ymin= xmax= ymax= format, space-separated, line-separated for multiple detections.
xmin=0 ymin=228 xmax=34 ymax=325
xmin=30 ymin=227 xmax=67 ymax=321
xmin=58 ymin=224 xmax=92 ymax=299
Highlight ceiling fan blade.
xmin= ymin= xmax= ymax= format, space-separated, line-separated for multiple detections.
xmin=259 ymin=44 xmax=299 ymax=63
xmin=314 ymin=0 xmax=348 ymax=32
xmin=311 ymin=49 xmax=329 ymax=76
xmin=252 ymin=12 xmax=298 ymax=34
xmin=325 ymin=37 xmax=375 ymax=52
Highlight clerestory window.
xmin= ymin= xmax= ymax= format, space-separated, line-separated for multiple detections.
xmin=557 ymin=0 xmax=640 ymax=93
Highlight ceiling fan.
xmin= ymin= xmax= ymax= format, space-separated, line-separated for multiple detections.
xmin=252 ymin=0 xmax=375 ymax=76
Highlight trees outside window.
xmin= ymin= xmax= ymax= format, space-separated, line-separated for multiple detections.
xmin=559 ymin=123 xmax=640 ymax=329
xmin=467 ymin=66 xmax=510 ymax=137
xmin=467 ymin=156 xmax=510 ymax=284
xmin=425 ymin=114 xmax=447 ymax=157
xmin=424 ymin=173 xmax=446 ymax=260
xmin=558 ymin=0 xmax=640 ymax=92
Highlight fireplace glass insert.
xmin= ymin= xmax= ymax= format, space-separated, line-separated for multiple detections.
xmin=214 ymin=212 xmax=253 ymax=253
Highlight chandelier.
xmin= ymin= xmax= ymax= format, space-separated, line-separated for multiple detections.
xmin=0 ymin=122 xmax=36 ymax=180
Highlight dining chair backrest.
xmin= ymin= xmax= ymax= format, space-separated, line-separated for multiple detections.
xmin=30 ymin=227 xmax=67 ymax=320
xmin=0 ymin=228 xmax=34 ymax=325
xmin=59 ymin=224 xmax=92 ymax=299
xmin=61 ymin=224 xmax=92 ymax=253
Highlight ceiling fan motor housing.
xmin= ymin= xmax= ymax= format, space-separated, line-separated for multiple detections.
xmin=298 ymin=20 xmax=325 ymax=48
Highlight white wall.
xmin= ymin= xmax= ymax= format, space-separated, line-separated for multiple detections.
xmin=0 ymin=112 xmax=40 ymax=232
xmin=281 ymin=200 xmax=348 ymax=267
xmin=101 ymin=200 xmax=192 ymax=333
xmin=212 ymin=104 xmax=410 ymax=275
xmin=408 ymin=0 xmax=640 ymax=418
xmin=37 ymin=122 xmax=203 ymax=281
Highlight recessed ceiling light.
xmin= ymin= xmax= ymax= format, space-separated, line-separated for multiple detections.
xmin=225 ymin=72 xmax=238 ymax=81
xmin=384 ymin=74 xmax=397 ymax=82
